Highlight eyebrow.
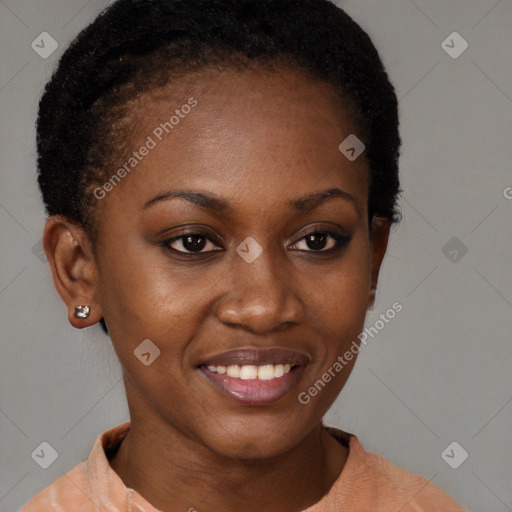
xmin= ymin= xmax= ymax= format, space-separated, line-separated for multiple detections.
xmin=143 ymin=187 xmax=358 ymax=215
xmin=289 ymin=187 xmax=358 ymax=213
xmin=143 ymin=190 xmax=233 ymax=213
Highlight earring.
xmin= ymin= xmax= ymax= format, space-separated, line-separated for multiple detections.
xmin=74 ymin=305 xmax=90 ymax=319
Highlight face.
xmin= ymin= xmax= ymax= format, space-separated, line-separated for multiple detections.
xmin=61 ymin=67 xmax=388 ymax=458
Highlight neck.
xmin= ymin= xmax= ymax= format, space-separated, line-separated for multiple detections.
xmin=109 ymin=413 xmax=348 ymax=512
xmin=109 ymin=371 xmax=349 ymax=512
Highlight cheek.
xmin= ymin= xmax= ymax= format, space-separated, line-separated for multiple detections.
xmin=317 ymin=242 xmax=371 ymax=327
xmin=304 ymin=238 xmax=371 ymax=377
xmin=95 ymin=241 xmax=220 ymax=368
xmin=96 ymin=255 xmax=199 ymax=410
xmin=300 ymin=267 xmax=369 ymax=417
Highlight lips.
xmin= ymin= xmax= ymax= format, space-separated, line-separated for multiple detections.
xmin=197 ymin=347 xmax=310 ymax=406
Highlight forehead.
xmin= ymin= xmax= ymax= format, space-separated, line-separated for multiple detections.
xmin=97 ymin=67 xmax=369 ymax=219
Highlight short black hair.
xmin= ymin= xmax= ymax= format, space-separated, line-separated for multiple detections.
xmin=37 ymin=0 xmax=401 ymax=237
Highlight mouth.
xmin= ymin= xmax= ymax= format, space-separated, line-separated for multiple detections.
xmin=197 ymin=347 xmax=309 ymax=406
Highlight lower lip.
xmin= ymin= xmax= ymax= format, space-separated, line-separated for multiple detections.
xmin=198 ymin=366 xmax=305 ymax=406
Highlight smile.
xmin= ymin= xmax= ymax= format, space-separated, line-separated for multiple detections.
xmin=198 ymin=347 xmax=309 ymax=406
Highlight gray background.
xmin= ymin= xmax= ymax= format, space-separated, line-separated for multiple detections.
xmin=1 ymin=0 xmax=511 ymax=510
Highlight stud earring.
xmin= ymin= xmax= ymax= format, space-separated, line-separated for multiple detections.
xmin=74 ymin=305 xmax=90 ymax=319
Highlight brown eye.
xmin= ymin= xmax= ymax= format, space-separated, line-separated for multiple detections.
xmin=305 ymin=232 xmax=329 ymax=251
xmin=291 ymin=231 xmax=351 ymax=252
xmin=182 ymin=234 xmax=207 ymax=252
xmin=162 ymin=232 xmax=222 ymax=254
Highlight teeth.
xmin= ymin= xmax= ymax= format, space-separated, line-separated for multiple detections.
xmin=226 ymin=365 xmax=240 ymax=378
xmin=239 ymin=365 xmax=258 ymax=380
xmin=258 ymin=365 xmax=275 ymax=380
xmin=207 ymin=363 xmax=294 ymax=380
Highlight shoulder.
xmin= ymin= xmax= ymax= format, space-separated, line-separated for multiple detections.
xmin=321 ymin=427 xmax=466 ymax=511
xmin=20 ymin=422 xmax=131 ymax=512
xmin=20 ymin=461 xmax=90 ymax=511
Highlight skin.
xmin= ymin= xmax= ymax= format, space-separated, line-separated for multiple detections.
xmin=43 ymin=67 xmax=390 ymax=512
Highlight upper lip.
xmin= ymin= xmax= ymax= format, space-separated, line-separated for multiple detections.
xmin=199 ymin=347 xmax=310 ymax=367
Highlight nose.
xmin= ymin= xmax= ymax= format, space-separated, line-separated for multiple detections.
xmin=215 ymin=249 xmax=305 ymax=335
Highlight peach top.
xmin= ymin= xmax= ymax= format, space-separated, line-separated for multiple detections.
xmin=21 ymin=422 xmax=465 ymax=512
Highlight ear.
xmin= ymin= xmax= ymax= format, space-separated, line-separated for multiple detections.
xmin=43 ymin=216 xmax=103 ymax=329
xmin=368 ymin=217 xmax=390 ymax=310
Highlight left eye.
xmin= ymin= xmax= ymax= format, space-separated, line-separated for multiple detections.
xmin=164 ymin=233 xmax=222 ymax=253
xmin=291 ymin=231 xmax=351 ymax=252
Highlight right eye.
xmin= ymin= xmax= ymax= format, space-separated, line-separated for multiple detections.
xmin=161 ymin=232 xmax=224 ymax=254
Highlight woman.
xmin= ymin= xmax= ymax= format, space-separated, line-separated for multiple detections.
xmin=22 ymin=0 xmax=464 ymax=510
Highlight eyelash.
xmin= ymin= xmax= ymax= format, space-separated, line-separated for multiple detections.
xmin=160 ymin=229 xmax=351 ymax=256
